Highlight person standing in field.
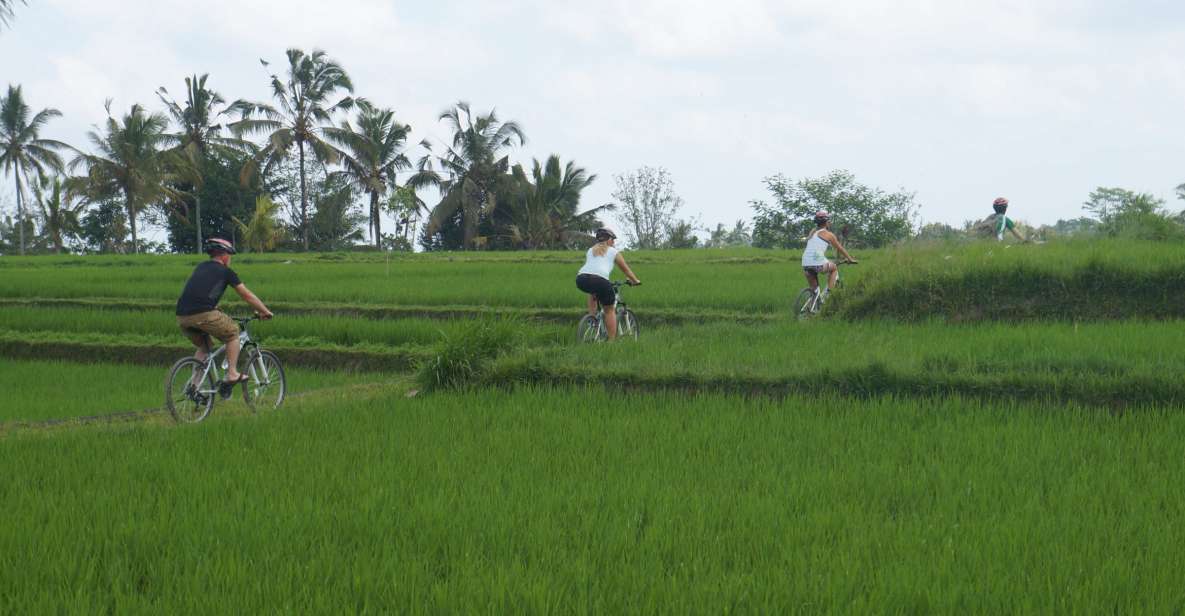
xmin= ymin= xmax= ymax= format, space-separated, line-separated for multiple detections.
xmin=176 ymin=238 xmax=273 ymax=384
xmin=983 ymin=197 xmax=1027 ymax=242
xmin=801 ymin=210 xmax=857 ymax=301
xmin=576 ymin=228 xmax=641 ymax=341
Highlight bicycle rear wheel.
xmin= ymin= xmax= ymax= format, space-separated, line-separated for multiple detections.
xmin=616 ymin=307 xmax=640 ymax=341
xmin=578 ymin=314 xmax=602 ymax=343
xmin=243 ymin=349 xmax=286 ymax=411
xmin=165 ymin=357 xmax=216 ymax=423
xmin=792 ymin=288 xmax=819 ymax=320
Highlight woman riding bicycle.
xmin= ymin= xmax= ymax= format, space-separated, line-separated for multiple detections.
xmin=576 ymin=228 xmax=641 ymax=341
xmin=802 ymin=211 xmax=856 ymax=301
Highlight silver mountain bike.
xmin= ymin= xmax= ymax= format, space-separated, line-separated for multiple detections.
xmin=793 ymin=261 xmax=854 ymax=320
xmin=578 ymin=281 xmax=641 ymax=342
xmin=164 ymin=315 xmax=287 ymax=423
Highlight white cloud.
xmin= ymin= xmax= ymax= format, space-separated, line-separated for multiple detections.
xmin=5 ymin=0 xmax=1185 ymax=230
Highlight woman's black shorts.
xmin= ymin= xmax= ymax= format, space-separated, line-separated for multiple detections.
xmin=576 ymin=274 xmax=616 ymax=306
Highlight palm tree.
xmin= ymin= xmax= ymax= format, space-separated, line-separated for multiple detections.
xmin=503 ymin=155 xmax=611 ymax=249
xmin=232 ymin=194 xmax=284 ymax=252
xmin=324 ymin=104 xmax=421 ymax=249
xmin=422 ymin=102 xmax=525 ymax=250
xmin=231 ymin=48 xmax=356 ymax=250
xmin=0 ymin=84 xmax=69 ymax=255
xmin=70 ymin=102 xmax=178 ymax=254
xmin=1 ymin=0 xmax=26 ymax=29
xmin=157 ymin=74 xmax=255 ymax=251
xmin=388 ymin=185 xmax=429 ymax=248
xmin=32 ymin=174 xmax=85 ymax=253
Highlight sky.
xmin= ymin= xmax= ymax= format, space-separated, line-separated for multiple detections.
xmin=3 ymin=0 xmax=1185 ymax=239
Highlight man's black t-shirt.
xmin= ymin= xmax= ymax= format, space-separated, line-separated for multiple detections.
xmin=176 ymin=260 xmax=242 ymax=316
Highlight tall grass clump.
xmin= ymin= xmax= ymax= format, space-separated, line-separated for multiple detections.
xmin=416 ymin=317 xmax=525 ymax=392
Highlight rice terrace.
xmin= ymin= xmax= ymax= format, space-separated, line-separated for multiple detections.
xmin=2 ymin=241 xmax=1185 ymax=612
xmin=5 ymin=0 xmax=1185 ymax=611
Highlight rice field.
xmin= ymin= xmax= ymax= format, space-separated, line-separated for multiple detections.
xmin=0 ymin=358 xmax=386 ymax=423
xmin=2 ymin=241 xmax=1183 ymax=611
xmin=2 ymin=387 xmax=1184 ymax=612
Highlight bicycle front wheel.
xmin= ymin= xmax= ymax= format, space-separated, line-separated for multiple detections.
xmin=616 ymin=307 xmax=640 ymax=341
xmin=577 ymin=314 xmax=601 ymax=343
xmin=243 ymin=349 xmax=286 ymax=411
xmin=165 ymin=357 xmax=216 ymax=423
xmin=793 ymin=288 xmax=819 ymax=320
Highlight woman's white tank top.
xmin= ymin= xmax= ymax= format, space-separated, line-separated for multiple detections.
xmin=578 ymin=246 xmax=618 ymax=279
xmin=801 ymin=231 xmax=830 ymax=266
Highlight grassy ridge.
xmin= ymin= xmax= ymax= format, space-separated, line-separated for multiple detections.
xmin=835 ymin=239 xmax=1185 ymax=321
xmin=0 ymin=358 xmax=384 ymax=423
xmin=0 ymin=251 xmax=813 ymax=312
xmin=0 ymin=305 xmax=568 ymax=348
xmin=0 ymin=297 xmax=778 ymax=326
xmin=2 ymin=386 xmax=1184 ymax=611
xmin=489 ymin=320 xmax=1185 ymax=407
xmin=0 ymin=329 xmax=429 ymax=373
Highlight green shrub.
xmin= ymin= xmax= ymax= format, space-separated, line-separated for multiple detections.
xmin=416 ymin=317 xmax=525 ymax=392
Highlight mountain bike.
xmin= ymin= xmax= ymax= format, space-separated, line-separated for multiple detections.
xmin=164 ymin=315 xmax=287 ymax=423
xmin=793 ymin=261 xmax=854 ymax=320
xmin=578 ymin=281 xmax=640 ymax=342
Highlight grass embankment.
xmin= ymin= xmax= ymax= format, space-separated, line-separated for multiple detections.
xmin=834 ymin=239 xmax=1185 ymax=321
xmin=0 ymin=305 xmax=568 ymax=348
xmin=0 ymin=250 xmax=815 ymax=312
xmin=490 ymin=320 xmax=1185 ymax=407
xmin=0 ymin=358 xmax=385 ymax=424
xmin=0 ymin=329 xmax=428 ymax=373
xmin=2 ymin=386 xmax=1183 ymax=612
xmin=0 ymin=296 xmax=776 ymax=326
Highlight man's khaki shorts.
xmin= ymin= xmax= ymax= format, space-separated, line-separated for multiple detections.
xmin=177 ymin=310 xmax=239 ymax=344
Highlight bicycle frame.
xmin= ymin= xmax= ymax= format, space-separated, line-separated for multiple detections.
xmin=581 ymin=281 xmax=637 ymax=341
xmin=190 ymin=320 xmax=264 ymax=388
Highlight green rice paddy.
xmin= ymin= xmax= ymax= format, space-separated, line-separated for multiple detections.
xmin=2 ymin=241 xmax=1183 ymax=611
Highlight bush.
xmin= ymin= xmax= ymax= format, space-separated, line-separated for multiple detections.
xmin=416 ymin=317 xmax=524 ymax=392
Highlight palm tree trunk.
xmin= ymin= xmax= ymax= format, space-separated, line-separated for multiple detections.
xmin=298 ymin=140 xmax=309 ymax=251
xmin=127 ymin=194 xmax=138 ymax=254
xmin=195 ymin=194 xmax=202 ymax=254
xmin=14 ymin=172 xmax=23 ymax=256
xmin=371 ymin=191 xmax=381 ymax=249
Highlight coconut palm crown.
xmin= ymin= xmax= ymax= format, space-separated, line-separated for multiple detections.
xmin=421 ymin=101 xmax=526 ymax=250
xmin=0 ymin=84 xmax=69 ymax=255
xmin=324 ymin=103 xmax=426 ymax=249
xmin=230 ymin=48 xmax=357 ymax=250
xmin=69 ymin=102 xmax=179 ymax=254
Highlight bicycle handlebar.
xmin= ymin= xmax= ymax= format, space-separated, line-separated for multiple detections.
xmin=611 ymin=280 xmax=641 ymax=288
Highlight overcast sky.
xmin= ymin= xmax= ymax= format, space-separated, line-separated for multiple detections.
xmin=3 ymin=0 xmax=1185 ymax=236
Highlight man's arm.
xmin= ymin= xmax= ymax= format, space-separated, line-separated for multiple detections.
xmin=233 ymin=284 xmax=273 ymax=319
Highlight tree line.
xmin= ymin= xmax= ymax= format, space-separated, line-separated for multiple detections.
xmin=0 ymin=48 xmax=629 ymax=255
xmin=4 ymin=46 xmax=1180 ymax=254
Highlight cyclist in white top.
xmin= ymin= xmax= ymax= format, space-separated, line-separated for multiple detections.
xmin=576 ymin=228 xmax=641 ymax=340
xmin=801 ymin=210 xmax=856 ymax=300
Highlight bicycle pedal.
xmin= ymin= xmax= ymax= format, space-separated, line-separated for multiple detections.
xmin=218 ymin=381 xmax=235 ymax=400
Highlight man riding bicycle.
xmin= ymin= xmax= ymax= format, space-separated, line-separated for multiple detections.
xmin=983 ymin=197 xmax=1027 ymax=242
xmin=801 ymin=210 xmax=857 ymax=301
xmin=176 ymin=238 xmax=273 ymax=385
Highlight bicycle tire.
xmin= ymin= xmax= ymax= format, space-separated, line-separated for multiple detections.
xmin=578 ymin=314 xmax=601 ymax=343
xmin=165 ymin=357 xmax=216 ymax=423
xmin=792 ymin=288 xmax=819 ymax=320
xmin=242 ymin=349 xmax=287 ymax=411
xmin=617 ymin=307 xmax=640 ymax=341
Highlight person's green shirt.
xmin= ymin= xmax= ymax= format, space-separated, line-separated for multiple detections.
xmin=992 ymin=213 xmax=1015 ymax=240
